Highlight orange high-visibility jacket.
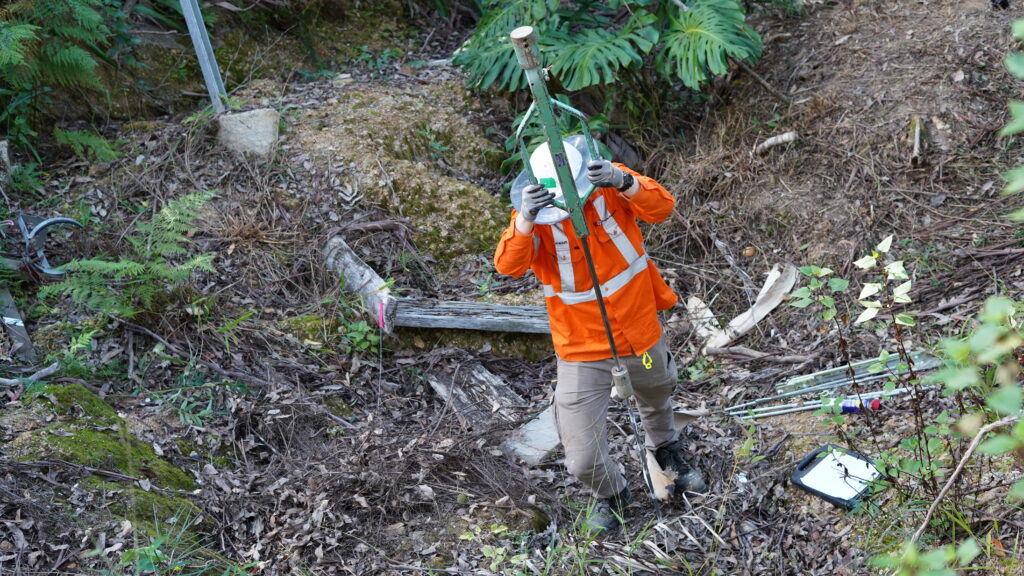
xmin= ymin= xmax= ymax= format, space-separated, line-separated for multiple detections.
xmin=494 ymin=165 xmax=678 ymax=361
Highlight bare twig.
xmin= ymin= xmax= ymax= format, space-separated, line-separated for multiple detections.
xmin=0 ymin=361 xmax=61 ymax=387
xmin=911 ymin=413 xmax=1020 ymax=544
xmin=114 ymin=317 xmax=274 ymax=388
xmin=705 ymin=346 xmax=813 ymax=364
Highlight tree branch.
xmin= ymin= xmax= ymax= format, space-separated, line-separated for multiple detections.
xmin=911 ymin=413 xmax=1020 ymax=544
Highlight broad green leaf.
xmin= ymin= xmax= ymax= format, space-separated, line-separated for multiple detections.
xmin=893 ymin=281 xmax=913 ymax=303
xmin=855 ymin=307 xmax=878 ymax=324
xmin=977 ymin=434 xmax=1018 ymax=455
xmin=827 ymin=278 xmax=849 ymax=292
xmin=931 ymin=366 xmax=980 ymax=391
xmin=895 ymin=313 xmax=915 ymax=326
xmin=1003 ymin=166 xmax=1024 ymax=195
xmin=942 ymin=338 xmax=971 ymax=363
xmin=986 ymin=385 xmax=1022 ymax=415
xmin=875 ymin=234 xmax=894 ymax=254
xmin=819 ymin=296 xmax=835 ymax=308
xmin=981 ymin=296 xmax=1015 ymax=324
xmin=546 ymin=11 xmax=658 ymax=91
xmin=1009 ymin=479 xmax=1024 ymax=500
xmin=822 ymin=307 xmax=837 ymax=322
xmin=798 ymin=265 xmax=817 ymax=276
xmin=1014 ymin=20 xmax=1024 ymax=40
xmin=853 ymin=254 xmax=876 ymax=269
xmin=859 ymin=283 xmax=882 ymax=299
xmin=791 ymin=298 xmax=814 ymax=308
xmin=956 ymin=539 xmax=981 ymax=566
xmin=861 ymin=300 xmax=882 ymax=308
xmin=1007 ymin=53 xmax=1024 ymax=79
xmin=884 ymin=260 xmax=909 ymax=280
xmin=1000 ymin=102 xmax=1024 ymax=136
xmin=818 ymin=267 xmax=834 ymax=276
xmin=656 ymin=0 xmax=763 ymax=91
xmin=790 ymin=286 xmax=812 ymax=298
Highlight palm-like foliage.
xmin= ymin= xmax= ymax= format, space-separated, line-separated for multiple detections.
xmin=545 ymin=12 xmax=659 ymax=91
xmin=453 ymin=0 xmax=561 ymax=91
xmin=657 ymin=0 xmax=762 ymax=90
xmin=454 ymin=0 xmax=763 ymax=95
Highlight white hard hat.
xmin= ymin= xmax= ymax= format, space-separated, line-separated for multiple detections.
xmin=529 ymin=140 xmax=583 ymax=202
xmin=509 ymin=135 xmax=597 ymax=225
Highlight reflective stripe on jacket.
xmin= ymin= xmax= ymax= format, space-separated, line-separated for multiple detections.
xmin=494 ymin=165 xmax=678 ymax=362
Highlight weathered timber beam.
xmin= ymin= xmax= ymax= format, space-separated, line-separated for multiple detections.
xmin=394 ymin=297 xmax=550 ymax=334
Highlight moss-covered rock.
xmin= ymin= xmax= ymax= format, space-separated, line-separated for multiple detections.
xmin=86 ymin=478 xmax=205 ymax=536
xmin=290 ymin=82 xmax=508 ymax=274
xmin=10 ymin=384 xmax=196 ymax=491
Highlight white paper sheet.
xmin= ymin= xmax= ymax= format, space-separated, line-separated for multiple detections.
xmin=799 ymin=451 xmax=880 ymax=502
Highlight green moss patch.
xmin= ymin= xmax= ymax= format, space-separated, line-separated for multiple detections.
xmin=12 ymin=384 xmax=196 ymax=491
xmin=86 ymin=478 xmax=205 ymax=536
xmin=28 ymin=383 xmax=120 ymax=425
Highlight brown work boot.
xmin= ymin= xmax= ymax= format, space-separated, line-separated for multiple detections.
xmin=655 ymin=439 xmax=707 ymax=494
xmin=582 ymin=486 xmax=631 ymax=537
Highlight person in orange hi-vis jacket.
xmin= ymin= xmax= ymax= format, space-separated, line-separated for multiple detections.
xmin=494 ymin=144 xmax=706 ymax=536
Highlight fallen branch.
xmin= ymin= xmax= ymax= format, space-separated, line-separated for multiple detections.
xmin=753 ymin=131 xmax=799 ymax=156
xmin=705 ymin=346 xmax=813 ymax=364
xmin=911 ymin=413 xmax=1020 ymax=544
xmin=0 ymin=361 xmax=60 ymax=387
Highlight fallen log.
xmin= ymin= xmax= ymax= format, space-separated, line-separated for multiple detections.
xmin=394 ymin=298 xmax=549 ymax=333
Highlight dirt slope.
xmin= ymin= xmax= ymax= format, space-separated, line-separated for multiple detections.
xmin=2 ymin=0 xmax=1023 ymax=575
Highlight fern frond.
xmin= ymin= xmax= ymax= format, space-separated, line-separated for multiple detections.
xmin=54 ymin=127 xmax=120 ymax=161
xmin=453 ymin=0 xmax=561 ymax=92
xmin=35 ymin=42 xmax=101 ymax=88
xmin=545 ymin=11 xmax=658 ymax=91
xmin=0 ymin=23 xmax=41 ymax=69
xmin=656 ymin=0 xmax=763 ymax=91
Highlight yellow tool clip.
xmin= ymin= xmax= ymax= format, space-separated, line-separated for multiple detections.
xmin=641 ymin=350 xmax=653 ymax=370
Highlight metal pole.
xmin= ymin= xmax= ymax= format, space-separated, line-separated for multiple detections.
xmin=180 ymin=0 xmax=227 ymax=113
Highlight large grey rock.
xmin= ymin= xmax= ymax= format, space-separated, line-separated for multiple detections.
xmin=217 ymin=108 xmax=280 ymax=159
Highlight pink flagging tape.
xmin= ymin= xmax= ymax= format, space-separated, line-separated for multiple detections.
xmin=378 ymin=301 xmax=385 ymax=328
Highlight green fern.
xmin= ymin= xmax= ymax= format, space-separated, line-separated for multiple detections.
xmin=54 ymin=127 xmax=119 ymax=161
xmin=0 ymin=23 xmax=40 ymax=69
xmin=657 ymin=0 xmax=763 ymax=91
xmin=1 ymin=0 xmax=112 ymax=156
xmin=40 ymin=192 xmax=218 ymax=318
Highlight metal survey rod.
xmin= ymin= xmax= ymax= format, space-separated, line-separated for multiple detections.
xmin=510 ymin=26 xmax=588 ymax=237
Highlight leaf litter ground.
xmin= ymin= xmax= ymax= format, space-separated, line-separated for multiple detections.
xmin=2 ymin=0 xmax=1024 ymax=574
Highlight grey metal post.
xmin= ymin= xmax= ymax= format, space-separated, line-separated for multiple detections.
xmin=180 ymin=0 xmax=227 ymax=113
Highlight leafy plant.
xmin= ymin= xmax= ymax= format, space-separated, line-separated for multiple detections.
xmin=454 ymin=0 xmax=762 ymax=94
xmin=0 ymin=0 xmax=113 ymax=158
xmin=340 ymin=319 xmax=380 ymax=355
xmin=40 ymin=191 xmax=217 ymax=318
xmin=54 ymin=127 xmax=119 ymax=162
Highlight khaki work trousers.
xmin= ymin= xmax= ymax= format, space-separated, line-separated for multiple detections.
xmin=553 ymin=336 xmax=679 ymax=499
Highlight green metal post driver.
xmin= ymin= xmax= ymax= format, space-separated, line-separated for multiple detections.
xmin=509 ymin=25 xmax=659 ymax=503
